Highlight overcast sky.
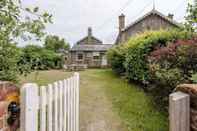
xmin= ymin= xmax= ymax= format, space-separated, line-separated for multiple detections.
xmin=21 ymin=0 xmax=188 ymax=46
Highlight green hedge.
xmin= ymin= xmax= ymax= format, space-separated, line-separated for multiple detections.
xmin=107 ymin=45 xmax=127 ymax=75
xmin=108 ymin=30 xmax=192 ymax=83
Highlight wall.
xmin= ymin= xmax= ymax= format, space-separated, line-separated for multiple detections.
xmin=0 ymin=81 xmax=19 ymax=131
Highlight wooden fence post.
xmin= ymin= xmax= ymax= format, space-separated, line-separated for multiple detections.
xmin=20 ymin=83 xmax=39 ymax=131
xmin=169 ymin=91 xmax=190 ymax=131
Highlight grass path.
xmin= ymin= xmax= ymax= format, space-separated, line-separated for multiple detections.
xmin=79 ymin=70 xmax=127 ymax=131
xmin=20 ymin=69 xmax=168 ymax=131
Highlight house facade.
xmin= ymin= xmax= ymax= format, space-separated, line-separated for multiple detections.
xmin=116 ymin=9 xmax=181 ymax=44
xmin=70 ymin=28 xmax=113 ymax=68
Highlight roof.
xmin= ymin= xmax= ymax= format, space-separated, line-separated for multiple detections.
xmin=123 ymin=9 xmax=181 ymax=32
xmin=71 ymin=44 xmax=113 ymax=51
xmin=76 ymin=36 xmax=103 ymax=45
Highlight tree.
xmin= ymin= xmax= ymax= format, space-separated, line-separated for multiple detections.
xmin=44 ymin=35 xmax=70 ymax=53
xmin=21 ymin=45 xmax=63 ymax=70
xmin=185 ymin=0 xmax=197 ymax=32
xmin=0 ymin=0 xmax=52 ymax=82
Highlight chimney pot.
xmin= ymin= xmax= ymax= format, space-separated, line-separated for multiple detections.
xmin=168 ymin=13 xmax=174 ymax=19
xmin=88 ymin=27 xmax=92 ymax=37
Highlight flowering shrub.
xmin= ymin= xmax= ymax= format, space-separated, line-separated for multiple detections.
xmin=148 ymin=38 xmax=197 ymax=108
xmin=124 ymin=30 xmax=191 ymax=83
xmin=149 ymin=38 xmax=197 ymax=79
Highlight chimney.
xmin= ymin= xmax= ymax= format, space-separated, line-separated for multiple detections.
xmin=168 ymin=13 xmax=174 ymax=19
xmin=119 ymin=14 xmax=125 ymax=33
xmin=88 ymin=27 xmax=92 ymax=37
xmin=88 ymin=27 xmax=92 ymax=44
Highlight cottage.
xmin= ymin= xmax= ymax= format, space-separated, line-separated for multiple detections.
xmin=70 ymin=28 xmax=113 ymax=68
xmin=115 ymin=9 xmax=181 ymax=44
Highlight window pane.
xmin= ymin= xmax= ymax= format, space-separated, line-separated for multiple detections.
xmin=78 ymin=54 xmax=83 ymax=60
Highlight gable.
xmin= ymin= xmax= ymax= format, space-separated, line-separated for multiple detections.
xmin=77 ymin=36 xmax=103 ymax=45
xmin=123 ymin=10 xmax=180 ymax=33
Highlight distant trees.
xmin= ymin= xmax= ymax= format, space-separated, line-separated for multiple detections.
xmin=44 ymin=35 xmax=70 ymax=53
xmin=20 ymin=45 xmax=64 ymax=71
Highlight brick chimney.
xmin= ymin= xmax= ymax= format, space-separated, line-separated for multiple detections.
xmin=88 ymin=27 xmax=92 ymax=44
xmin=119 ymin=14 xmax=125 ymax=33
xmin=168 ymin=13 xmax=174 ymax=19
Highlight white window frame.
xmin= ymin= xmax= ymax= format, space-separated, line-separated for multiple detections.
xmin=76 ymin=53 xmax=84 ymax=61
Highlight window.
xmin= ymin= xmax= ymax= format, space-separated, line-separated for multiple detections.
xmin=93 ymin=56 xmax=99 ymax=60
xmin=77 ymin=53 xmax=83 ymax=60
xmin=93 ymin=52 xmax=100 ymax=60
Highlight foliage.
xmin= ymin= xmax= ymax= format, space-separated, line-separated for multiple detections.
xmin=124 ymin=30 xmax=191 ymax=83
xmin=107 ymin=45 xmax=127 ymax=75
xmin=0 ymin=0 xmax=52 ymax=82
xmin=44 ymin=35 xmax=70 ymax=53
xmin=149 ymin=38 xmax=197 ymax=80
xmin=0 ymin=37 xmax=21 ymax=82
xmin=148 ymin=38 xmax=197 ymax=108
xmin=191 ymin=73 xmax=197 ymax=83
xmin=21 ymin=45 xmax=64 ymax=70
xmin=185 ymin=0 xmax=197 ymax=32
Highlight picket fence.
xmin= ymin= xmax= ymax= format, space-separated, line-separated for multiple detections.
xmin=20 ymin=72 xmax=80 ymax=131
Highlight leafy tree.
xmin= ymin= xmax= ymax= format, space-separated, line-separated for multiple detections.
xmin=0 ymin=0 xmax=52 ymax=81
xmin=44 ymin=35 xmax=70 ymax=53
xmin=185 ymin=0 xmax=197 ymax=31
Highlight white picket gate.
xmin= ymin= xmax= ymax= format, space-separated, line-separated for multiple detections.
xmin=20 ymin=72 xmax=80 ymax=131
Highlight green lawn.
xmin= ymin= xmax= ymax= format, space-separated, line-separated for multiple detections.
xmin=20 ymin=69 xmax=168 ymax=131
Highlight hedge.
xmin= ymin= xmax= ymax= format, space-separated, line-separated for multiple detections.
xmin=108 ymin=29 xmax=192 ymax=83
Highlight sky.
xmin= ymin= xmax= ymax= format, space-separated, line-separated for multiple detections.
xmin=21 ymin=0 xmax=188 ymax=47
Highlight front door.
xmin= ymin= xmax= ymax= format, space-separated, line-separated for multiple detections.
xmin=101 ymin=55 xmax=107 ymax=66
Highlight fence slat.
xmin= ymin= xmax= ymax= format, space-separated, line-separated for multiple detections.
xmin=68 ymin=78 xmax=71 ymax=131
xmin=47 ymin=84 xmax=53 ymax=131
xmin=63 ymin=80 xmax=68 ymax=131
xmin=75 ymin=73 xmax=80 ymax=131
xmin=169 ymin=91 xmax=190 ymax=131
xmin=71 ymin=77 xmax=74 ymax=131
xmin=59 ymin=81 xmax=63 ymax=131
xmin=54 ymin=82 xmax=59 ymax=131
xmin=20 ymin=83 xmax=39 ymax=131
xmin=40 ymin=86 xmax=47 ymax=131
xmin=73 ymin=76 xmax=76 ymax=131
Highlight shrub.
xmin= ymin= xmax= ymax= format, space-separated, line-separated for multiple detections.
xmin=21 ymin=45 xmax=64 ymax=70
xmin=124 ymin=30 xmax=192 ymax=83
xmin=149 ymin=38 xmax=197 ymax=80
xmin=191 ymin=73 xmax=197 ymax=83
xmin=148 ymin=37 xmax=197 ymax=109
xmin=107 ymin=45 xmax=127 ymax=75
